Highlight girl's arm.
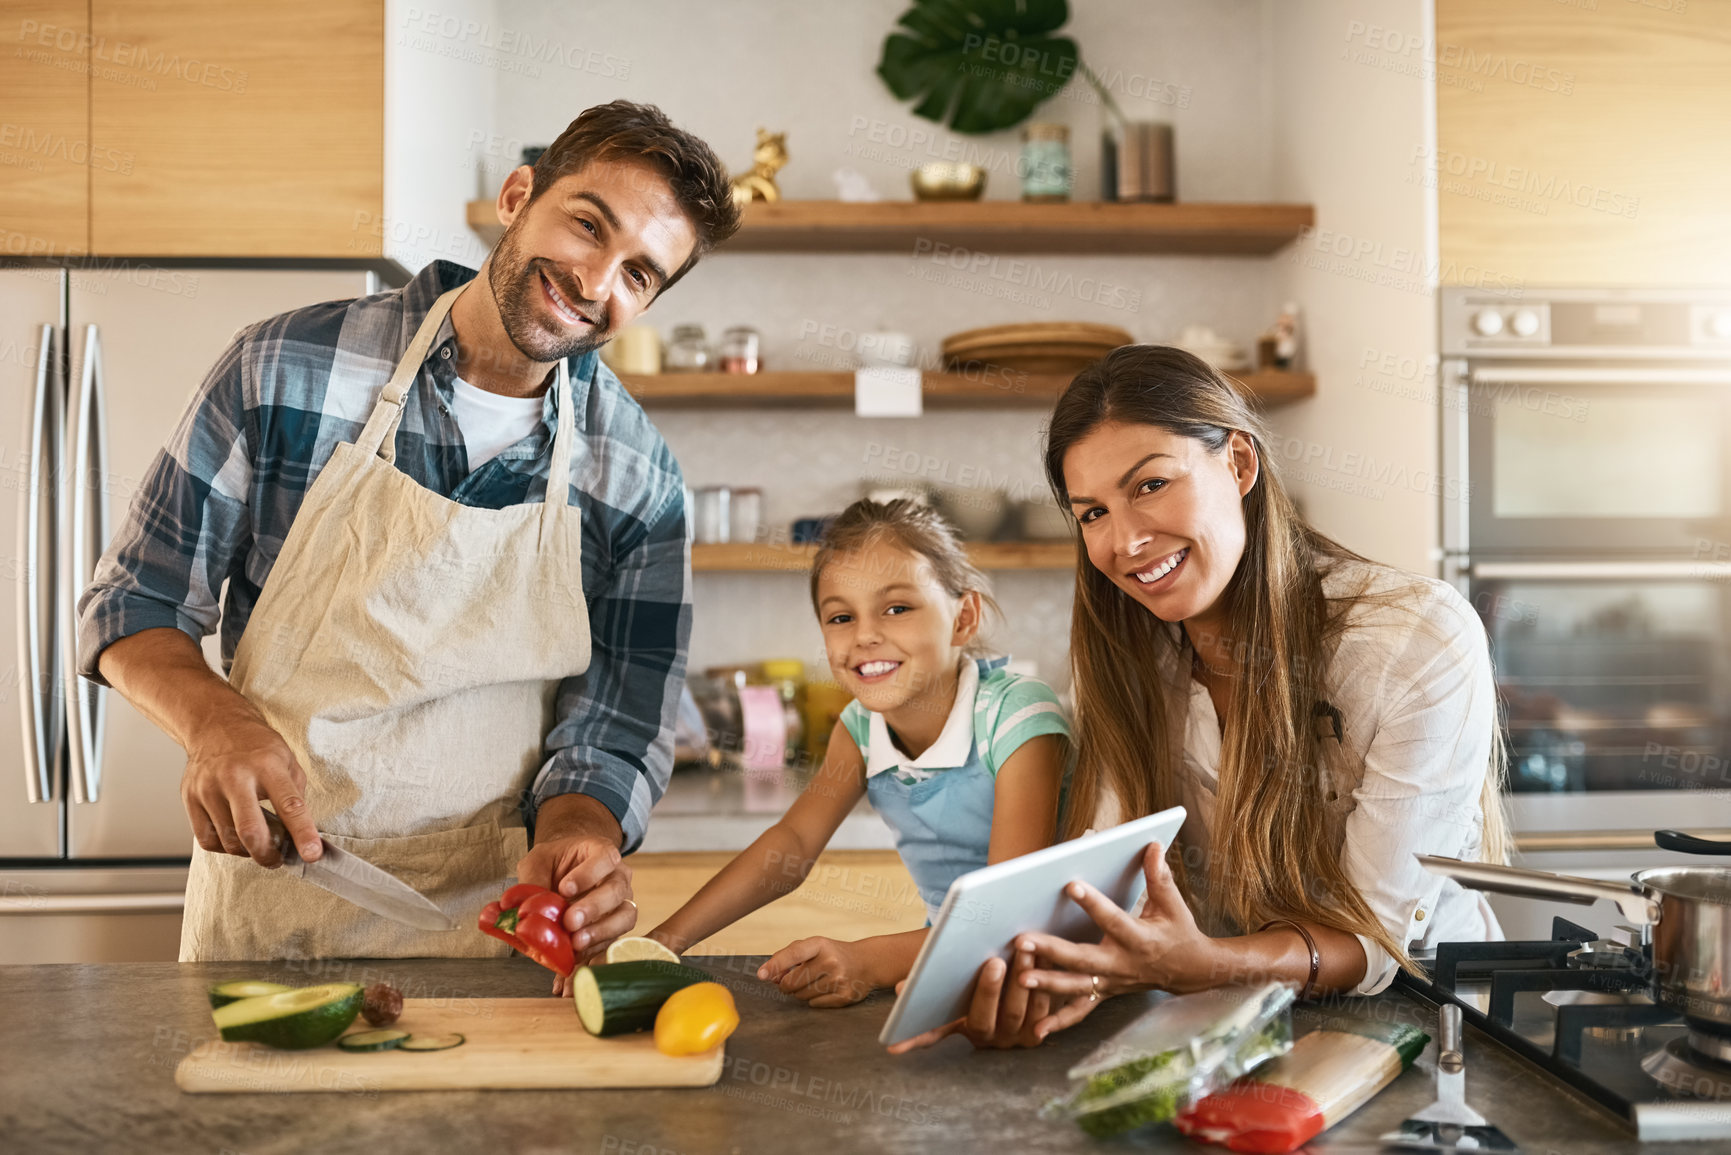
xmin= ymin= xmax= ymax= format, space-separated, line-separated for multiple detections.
xmin=775 ymin=732 xmax=1071 ymax=1003
xmin=648 ymin=720 xmax=866 ymax=954
xmin=986 ymin=733 xmax=1066 ymax=863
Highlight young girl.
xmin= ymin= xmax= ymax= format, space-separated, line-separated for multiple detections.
xmin=649 ymin=498 xmax=1071 ymax=1006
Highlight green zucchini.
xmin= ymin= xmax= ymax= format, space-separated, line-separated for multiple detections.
xmin=207 ymin=979 xmax=295 ymax=1008
xmin=337 ymin=1029 xmax=410 ymax=1052
xmin=573 ymin=960 xmax=714 ymax=1037
xmin=211 ymin=982 xmax=363 ymax=1049
xmin=398 ymin=1032 xmax=465 ymax=1051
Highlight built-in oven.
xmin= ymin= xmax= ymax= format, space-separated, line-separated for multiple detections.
xmin=1439 ymin=289 xmax=1731 ymax=903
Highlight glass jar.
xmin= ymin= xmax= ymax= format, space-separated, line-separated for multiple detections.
xmin=1020 ymin=122 xmax=1072 ymax=203
xmin=693 ymin=486 xmax=731 ymax=544
xmin=665 ymin=324 xmax=712 ymax=372
xmin=719 ymin=325 xmax=760 ymax=374
xmin=760 ymin=659 xmax=807 ymax=769
xmin=729 ymin=486 xmax=763 ymax=544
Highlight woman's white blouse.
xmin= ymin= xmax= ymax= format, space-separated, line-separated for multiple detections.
xmin=1162 ymin=560 xmax=1503 ymax=995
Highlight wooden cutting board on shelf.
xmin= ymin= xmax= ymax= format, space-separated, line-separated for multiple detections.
xmin=175 ymin=998 xmax=724 ymax=1093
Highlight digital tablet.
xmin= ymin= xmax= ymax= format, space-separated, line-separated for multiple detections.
xmin=878 ymin=806 xmax=1187 ymax=1047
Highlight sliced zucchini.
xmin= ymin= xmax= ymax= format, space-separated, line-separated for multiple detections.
xmin=207 ymin=980 xmax=295 ymax=1009
xmin=398 ymin=1032 xmax=465 ymax=1051
xmin=211 ymin=982 xmax=363 ymax=1049
xmin=574 ymin=960 xmax=714 ymax=1037
xmin=337 ymin=1029 xmax=410 ymax=1052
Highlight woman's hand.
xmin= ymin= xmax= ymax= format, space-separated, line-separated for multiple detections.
xmin=885 ymin=947 xmax=1056 ymax=1052
xmin=758 ymin=937 xmax=880 ymax=1008
xmin=1019 ymin=842 xmax=1223 ymax=1034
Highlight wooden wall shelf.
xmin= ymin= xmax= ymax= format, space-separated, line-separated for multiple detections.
xmin=620 ymin=369 xmax=1313 ymax=409
xmin=467 ymin=199 xmax=1314 ymax=255
xmin=692 ymin=540 xmax=1073 ymax=573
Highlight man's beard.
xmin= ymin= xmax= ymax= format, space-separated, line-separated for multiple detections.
xmin=485 ymin=222 xmax=612 ymax=365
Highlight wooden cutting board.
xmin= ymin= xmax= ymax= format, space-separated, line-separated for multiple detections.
xmin=175 ymin=998 xmax=724 ymax=1093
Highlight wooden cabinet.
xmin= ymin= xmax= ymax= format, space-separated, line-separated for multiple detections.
xmin=1437 ymin=0 xmax=1731 ymax=286
xmin=0 ymin=0 xmax=383 ymax=258
xmin=0 ymin=0 xmax=92 ymax=254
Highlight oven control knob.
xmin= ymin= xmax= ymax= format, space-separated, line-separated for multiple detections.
xmin=1471 ymin=309 xmax=1505 ymax=337
xmin=1510 ymin=309 xmax=1541 ymax=337
xmin=1710 ymin=309 xmax=1731 ymax=339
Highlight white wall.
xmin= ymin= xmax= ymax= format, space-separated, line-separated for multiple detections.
xmin=384 ymin=0 xmax=498 ymax=273
xmin=1266 ymin=0 xmax=1439 ymax=574
xmin=392 ymin=0 xmax=1440 ymax=682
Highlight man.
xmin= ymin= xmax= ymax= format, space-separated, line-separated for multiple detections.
xmin=77 ymin=101 xmax=739 ymax=983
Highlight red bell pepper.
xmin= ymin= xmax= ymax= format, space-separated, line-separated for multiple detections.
xmin=480 ymin=884 xmax=574 ymax=976
xmin=511 ymin=912 xmax=575 ymax=976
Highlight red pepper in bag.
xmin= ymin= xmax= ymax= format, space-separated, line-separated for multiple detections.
xmin=477 ymin=885 xmax=575 ymax=976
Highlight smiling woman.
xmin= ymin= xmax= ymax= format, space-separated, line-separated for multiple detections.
xmin=888 ymin=346 xmax=1511 ymax=1053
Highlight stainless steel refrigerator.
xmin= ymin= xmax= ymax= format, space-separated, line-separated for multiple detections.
xmin=2 ymin=265 xmax=377 ymax=962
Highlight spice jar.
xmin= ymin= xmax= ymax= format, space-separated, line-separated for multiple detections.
xmin=1020 ymin=123 xmax=1072 ymax=203
xmin=719 ymin=325 xmax=761 ymax=374
xmin=665 ymin=324 xmax=712 ymax=372
xmin=693 ymin=486 xmax=731 ymax=543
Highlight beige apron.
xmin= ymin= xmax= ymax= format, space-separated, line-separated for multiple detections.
xmin=181 ymin=285 xmax=591 ymax=961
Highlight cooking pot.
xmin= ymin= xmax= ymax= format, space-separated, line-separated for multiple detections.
xmin=1420 ymin=830 xmax=1731 ymax=1028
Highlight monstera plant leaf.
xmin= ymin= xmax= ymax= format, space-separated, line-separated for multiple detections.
xmin=878 ymin=0 xmax=1079 ymax=135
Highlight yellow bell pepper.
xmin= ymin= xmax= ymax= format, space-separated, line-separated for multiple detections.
xmin=653 ymin=981 xmax=739 ymax=1056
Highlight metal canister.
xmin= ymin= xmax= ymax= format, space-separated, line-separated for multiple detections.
xmin=1020 ymin=122 xmax=1072 ymax=203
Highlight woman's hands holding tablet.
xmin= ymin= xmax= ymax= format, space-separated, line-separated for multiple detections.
xmin=1015 ymin=843 xmax=1219 ymax=1033
xmin=884 ymin=945 xmax=1055 ymax=1052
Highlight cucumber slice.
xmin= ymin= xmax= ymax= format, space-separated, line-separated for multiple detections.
xmin=207 ymin=980 xmax=295 ymax=1009
xmin=574 ymin=960 xmax=714 ymax=1037
xmin=398 ymin=1032 xmax=465 ymax=1051
xmin=337 ymin=1029 xmax=410 ymax=1052
xmin=211 ymin=982 xmax=364 ymax=1049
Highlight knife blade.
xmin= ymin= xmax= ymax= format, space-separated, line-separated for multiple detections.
xmin=263 ymin=811 xmax=458 ymax=932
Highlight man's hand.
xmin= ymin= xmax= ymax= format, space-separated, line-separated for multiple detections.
xmin=515 ymin=794 xmax=634 ymax=995
xmin=181 ymin=707 xmax=321 ymax=868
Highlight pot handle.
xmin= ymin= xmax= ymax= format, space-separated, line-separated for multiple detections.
xmin=1655 ymin=829 xmax=1731 ymax=856
xmin=1416 ymin=855 xmax=1661 ymax=925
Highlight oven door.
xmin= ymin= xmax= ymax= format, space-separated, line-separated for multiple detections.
xmin=1466 ymin=561 xmax=1731 ymax=848
xmin=1464 ymin=365 xmax=1731 ymax=556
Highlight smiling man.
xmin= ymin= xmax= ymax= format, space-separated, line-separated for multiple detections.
xmin=77 ymin=101 xmax=739 ymax=978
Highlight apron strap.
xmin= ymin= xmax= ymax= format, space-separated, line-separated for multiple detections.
xmin=542 ymin=357 xmax=575 ymax=534
xmin=357 ymin=285 xmax=466 ymax=465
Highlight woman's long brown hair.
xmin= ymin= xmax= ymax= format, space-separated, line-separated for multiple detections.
xmin=1043 ymin=345 xmax=1509 ymax=972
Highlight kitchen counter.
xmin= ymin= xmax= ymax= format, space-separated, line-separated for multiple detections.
xmin=0 ymin=958 xmax=1661 ymax=1154
xmin=641 ymin=768 xmax=896 ymax=853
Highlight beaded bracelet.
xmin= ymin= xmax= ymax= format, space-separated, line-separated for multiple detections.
xmin=1259 ymin=918 xmax=1321 ymax=1001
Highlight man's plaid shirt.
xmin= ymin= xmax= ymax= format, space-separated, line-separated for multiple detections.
xmin=77 ymin=260 xmax=691 ymax=851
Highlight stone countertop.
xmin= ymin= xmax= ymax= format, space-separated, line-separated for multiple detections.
xmin=641 ymin=768 xmax=896 ymax=853
xmin=0 ymin=957 xmax=1660 ymax=1155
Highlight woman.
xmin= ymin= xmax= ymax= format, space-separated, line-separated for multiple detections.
xmin=891 ymin=345 xmax=1508 ymax=1051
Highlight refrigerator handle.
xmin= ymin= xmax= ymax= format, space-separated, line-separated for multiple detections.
xmin=18 ymin=325 xmax=57 ymax=804
xmin=64 ymin=324 xmax=110 ymax=805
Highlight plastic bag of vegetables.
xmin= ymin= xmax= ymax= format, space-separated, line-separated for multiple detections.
xmin=1042 ymin=982 xmax=1297 ymax=1139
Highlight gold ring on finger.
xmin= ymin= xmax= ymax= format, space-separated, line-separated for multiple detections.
xmin=1089 ymin=974 xmax=1100 ymax=1002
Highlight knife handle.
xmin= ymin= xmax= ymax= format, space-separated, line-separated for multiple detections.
xmin=261 ymin=810 xmax=301 ymax=866
xmin=1437 ymin=1003 xmax=1464 ymax=1073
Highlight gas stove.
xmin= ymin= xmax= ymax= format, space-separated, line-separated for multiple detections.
xmin=1398 ymin=918 xmax=1731 ymax=1140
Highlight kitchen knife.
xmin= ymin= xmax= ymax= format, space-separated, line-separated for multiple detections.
xmin=263 ymin=811 xmax=458 ymax=932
